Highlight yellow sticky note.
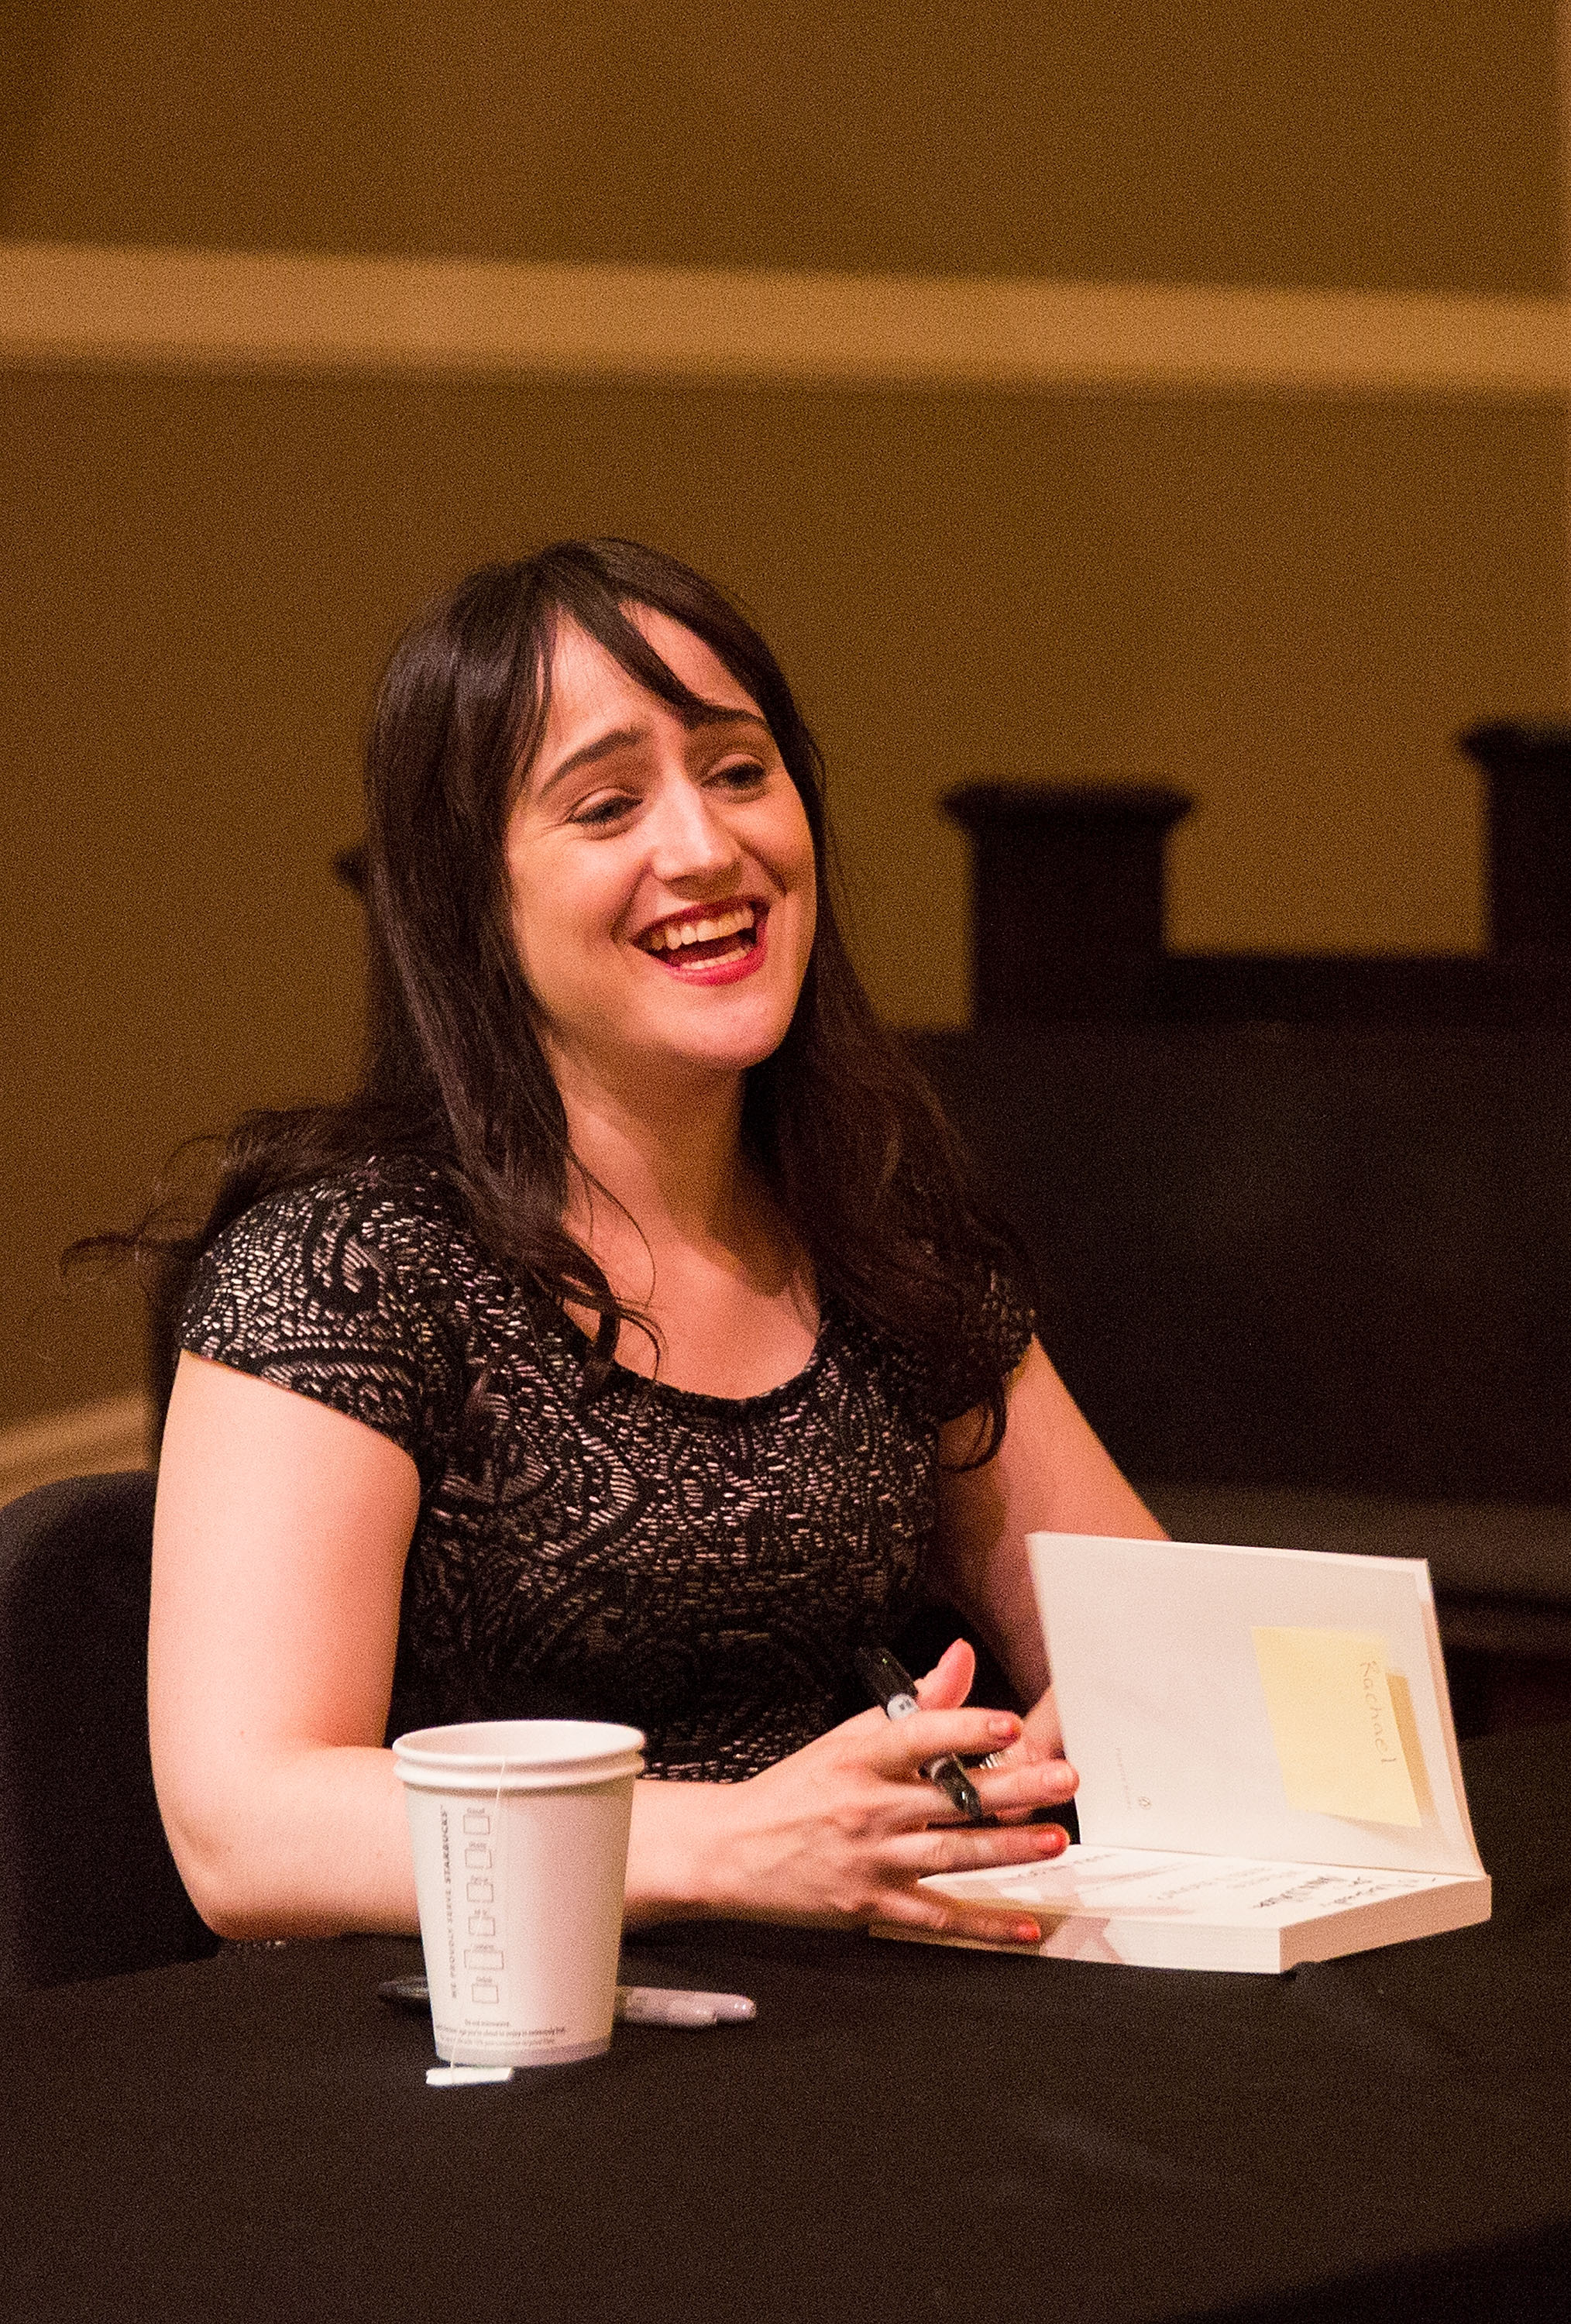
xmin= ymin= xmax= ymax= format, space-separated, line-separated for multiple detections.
xmin=1252 ymin=1627 xmax=1422 ymax=1826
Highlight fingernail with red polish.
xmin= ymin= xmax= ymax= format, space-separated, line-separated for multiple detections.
xmin=988 ymin=1714 xmax=1020 ymax=1740
xmin=1014 ymin=1921 xmax=1041 ymax=1944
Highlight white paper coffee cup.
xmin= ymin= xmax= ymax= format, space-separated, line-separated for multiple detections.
xmin=392 ymin=1719 xmax=645 ymax=2069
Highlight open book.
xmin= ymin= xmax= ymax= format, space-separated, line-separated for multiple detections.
xmin=878 ymin=1533 xmax=1490 ymax=1974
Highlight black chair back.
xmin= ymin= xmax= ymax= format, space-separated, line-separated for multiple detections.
xmin=0 ymin=1470 xmax=219 ymax=1990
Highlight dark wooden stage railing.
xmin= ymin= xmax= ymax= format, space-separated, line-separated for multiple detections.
xmin=924 ymin=724 xmax=1571 ymax=1736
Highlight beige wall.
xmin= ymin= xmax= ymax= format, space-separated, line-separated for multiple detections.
xmin=4 ymin=2 xmax=1559 ymax=290
xmin=2 ymin=4 xmax=1566 ymax=1429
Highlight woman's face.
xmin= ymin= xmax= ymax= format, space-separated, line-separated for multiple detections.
xmin=504 ymin=608 xmax=818 ymax=1098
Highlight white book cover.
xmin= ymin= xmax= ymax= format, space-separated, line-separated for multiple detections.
xmin=884 ymin=1534 xmax=1490 ymax=1974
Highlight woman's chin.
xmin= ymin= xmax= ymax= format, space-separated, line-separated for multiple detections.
xmin=548 ymin=1019 xmax=789 ymax=1098
xmin=641 ymin=978 xmax=801 ymax=1071
xmin=541 ymin=959 xmax=807 ymax=1095
xmin=668 ymin=1030 xmax=792 ymax=1082
xmin=635 ymin=1012 xmax=796 ymax=1086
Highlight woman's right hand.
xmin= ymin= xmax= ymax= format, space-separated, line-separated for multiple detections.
xmin=624 ymin=1642 xmax=1078 ymax=1944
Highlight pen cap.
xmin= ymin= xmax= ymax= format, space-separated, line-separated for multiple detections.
xmin=855 ymin=1646 xmax=917 ymax=1708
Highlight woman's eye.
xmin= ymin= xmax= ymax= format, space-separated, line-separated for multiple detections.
xmin=711 ymin=758 xmax=768 ymax=791
xmin=570 ymin=792 xmax=637 ymax=828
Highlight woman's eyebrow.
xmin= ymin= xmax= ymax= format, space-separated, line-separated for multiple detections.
xmin=535 ymin=723 xmax=648 ymax=798
xmin=535 ymin=706 xmax=772 ymax=799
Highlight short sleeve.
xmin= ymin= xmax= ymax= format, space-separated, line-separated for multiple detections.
xmin=179 ymin=1170 xmax=466 ymax=1487
xmin=924 ymin=1260 xmax=1036 ymax=1425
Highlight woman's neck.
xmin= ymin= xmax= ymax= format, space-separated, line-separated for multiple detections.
xmin=548 ymin=1044 xmax=754 ymax=1270
xmin=543 ymin=1043 xmax=816 ymax=1394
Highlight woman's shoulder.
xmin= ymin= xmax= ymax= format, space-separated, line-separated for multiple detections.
xmin=834 ymin=1250 xmax=1035 ymax=1426
xmin=178 ymin=1154 xmax=483 ymax=1469
xmin=205 ymin=1153 xmax=469 ymax=1270
xmin=184 ymin=1151 xmax=483 ymax=1347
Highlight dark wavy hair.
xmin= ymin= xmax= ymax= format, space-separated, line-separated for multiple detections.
xmin=94 ymin=539 xmax=1027 ymax=1459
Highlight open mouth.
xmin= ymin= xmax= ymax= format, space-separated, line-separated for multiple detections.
xmin=636 ymin=902 xmax=762 ymax=972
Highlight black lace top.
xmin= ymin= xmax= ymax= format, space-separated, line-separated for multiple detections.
xmin=179 ymin=1160 xmax=1033 ymax=1779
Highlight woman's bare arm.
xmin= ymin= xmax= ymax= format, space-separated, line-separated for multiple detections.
xmin=930 ymin=1340 xmax=1167 ymax=1723
xmin=150 ymin=1351 xmax=423 ymax=1937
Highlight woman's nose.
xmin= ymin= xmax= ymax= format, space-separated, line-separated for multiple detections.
xmin=645 ymin=772 xmax=742 ymax=881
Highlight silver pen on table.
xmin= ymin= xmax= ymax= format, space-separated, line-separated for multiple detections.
xmin=616 ymin=1985 xmax=755 ymax=2027
xmin=377 ymin=1975 xmax=755 ymax=2027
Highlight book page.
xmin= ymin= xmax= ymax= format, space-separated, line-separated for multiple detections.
xmin=930 ymin=1844 xmax=1470 ymax=1929
xmin=1026 ymin=1534 xmax=1482 ymax=1876
xmin=925 ymin=1841 xmax=1469 ymax=1934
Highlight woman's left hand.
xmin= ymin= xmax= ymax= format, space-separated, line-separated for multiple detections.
xmin=976 ymin=1679 xmax=1067 ymax=1769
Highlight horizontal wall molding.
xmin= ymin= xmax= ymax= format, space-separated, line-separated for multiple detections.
xmin=0 ymin=1389 xmax=151 ymax=1508
xmin=1 ymin=240 xmax=1567 ymax=397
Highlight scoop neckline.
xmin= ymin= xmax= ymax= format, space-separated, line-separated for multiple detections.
xmin=554 ymin=1300 xmax=834 ymax=1416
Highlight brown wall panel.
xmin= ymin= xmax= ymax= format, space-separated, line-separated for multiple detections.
xmin=2 ymin=2 xmax=1559 ymax=295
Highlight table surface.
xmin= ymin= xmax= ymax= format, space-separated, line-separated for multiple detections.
xmin=7 ymin=1724 xmax=1571 ymax=2324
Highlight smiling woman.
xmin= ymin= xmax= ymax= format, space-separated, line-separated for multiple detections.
xmin=126 ymin=538 xmax=1162 ymax=1948
xmin=505 ymin=607 xmax=818 ymax=1113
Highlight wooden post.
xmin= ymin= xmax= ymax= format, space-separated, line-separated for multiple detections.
xmin=941 ymin=782 xmax=1192 ymax=1023
xmin=1460 ymin=722 xmax=1571 ymax=952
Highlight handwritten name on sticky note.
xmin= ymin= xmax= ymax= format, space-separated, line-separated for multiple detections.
xmin=1252 ymin=1628 xmax=1422 ymax=1827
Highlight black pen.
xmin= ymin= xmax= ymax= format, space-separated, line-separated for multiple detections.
xmin=855 ymin=1645 xmax=991 ymax=1823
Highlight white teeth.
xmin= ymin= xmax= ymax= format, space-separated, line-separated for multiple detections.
xmin=644 ymin=906 xmax=755 ymax=954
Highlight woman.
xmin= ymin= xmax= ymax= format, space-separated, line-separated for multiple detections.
xmin=148 ymin=538 xmax=1163 ymax=1948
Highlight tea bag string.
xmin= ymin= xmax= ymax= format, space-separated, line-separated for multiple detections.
xmin=493 ymin=1752 xmax=508 ymax=2010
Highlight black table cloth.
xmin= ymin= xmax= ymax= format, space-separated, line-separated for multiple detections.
xmin=6 ymin=1723 xmax=1571 ymax=2323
